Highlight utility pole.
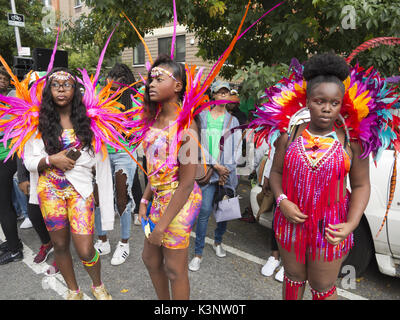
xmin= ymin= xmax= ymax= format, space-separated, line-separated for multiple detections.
xmin=10 ymin=0 xmax=22 ymax=55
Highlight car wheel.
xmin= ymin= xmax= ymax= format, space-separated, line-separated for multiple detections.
xmin=339 ymin=216 xmax=374 ymax=278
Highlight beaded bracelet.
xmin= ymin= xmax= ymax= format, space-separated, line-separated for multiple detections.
xmin=276 ymin=194 xmax=288 ymax=207
xmin=141 ymin=198 xmax=149 ymax=205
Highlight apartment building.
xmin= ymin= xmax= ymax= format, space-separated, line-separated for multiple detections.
xmin=121 ymin=23 xmax=215 ymax=81
xmin=44 ymin=1 xmax=217 ymax=81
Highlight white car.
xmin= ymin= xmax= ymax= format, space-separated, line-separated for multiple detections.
xmin=250 ymin=149 xmax=400 ymax=278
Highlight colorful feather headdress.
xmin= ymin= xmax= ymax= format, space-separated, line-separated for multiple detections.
xmin=249 ymin=58 xmax=400 ymax=162
xmin=0 ymin=29 xmax=62 ymax=161
xmin=0 ymin=27 xmax=136 ymax=161
xmin=122 ymin=0 xmax=284 ymax=176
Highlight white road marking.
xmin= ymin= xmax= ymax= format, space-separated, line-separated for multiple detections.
xmin=0 ymin=227 xmax=368 ymax=300
xmin=0 ymin=229 xmax=91 ymax=300
xmin=190 ymin=232 xmax=369 ymax=300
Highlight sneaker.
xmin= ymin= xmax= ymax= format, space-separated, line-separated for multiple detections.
xmin=261 ymin=256 xmax=280 ymax=277
xmin=275 ymin=266 xmax=284 ymax=282
xmin=20 ymin=217 xmax=33 ymax=229
xmin=94 ymin=239 xmax=111 ymax=256
xmin=133 ymin=213 xmax=141 ymax=226
xmin=45 ymin=261 xmax=60 ymax=276
xmin=91 ymin=283 xmax=112 ymax=300
xmin=0 ymin=241 xmax=8 ymax=253
xmin=188 ymin=256 xmax=202 ymax=272
xmin=110 ymin=241 xmax=129 ymax=266
xmin=66 ymin=289 xmax=83 ymax=300
xmin=0 ymin=241 xmax=22 ymax=253
xmin=34 ymin=244 xmax=54 ymax=264
xmin=0 ymin=250 xmax=23 ymax=265
xmin=212 ymin=243 xmax=226 ymax=258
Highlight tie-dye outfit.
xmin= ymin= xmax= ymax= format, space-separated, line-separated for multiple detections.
xmin=142 ymin=127 xmax=202 ymax=249
xmin=274 ymin=126 xmax=353 ymax=263
xmin=37 ymin=129 xmax=95 ymax=235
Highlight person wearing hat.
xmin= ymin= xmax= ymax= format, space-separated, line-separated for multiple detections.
xmin=189 ymin=80 xmax=242 ymax=272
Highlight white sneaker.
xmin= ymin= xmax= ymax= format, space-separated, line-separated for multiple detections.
xmin=133 ymin=214 xmax=140 ymax=226
xmin=275 ymin=266 xmax=284 ymax=282
xmin=20 ymin=217 xmax=33 ymax=229
xmin=94 ymin=239 xmax=111 ymax=256
xmin=212 ymin=243 xmax=226 ymax=258
xmin=188 ymin=256 xmax=202 ymax=272
xmin=111 ymin=241 xmax=129 ymax=266
xmin=261 ymin=256 xmax=280 ymax=277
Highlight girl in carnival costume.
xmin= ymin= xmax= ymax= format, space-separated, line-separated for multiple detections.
xmin=23 ymin=67 xmax=114 ymax=300
xmin=249 ymin=51 xmax=400 ymax=300
xmin=123 ymin=0 xmax=284 ymax=299
xmin=0 ymin=29 xmax=135 ymax=300
xmin=138 ymin=54 xmax=203 ymax=300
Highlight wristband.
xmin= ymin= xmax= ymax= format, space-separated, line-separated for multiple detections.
xmin=45 ymin=156 xmax=50 ymax=167
xmin=140 ymin=198 xmax=149 ymax=205
xmin=276 ymin=194 xmax=288 ymax=207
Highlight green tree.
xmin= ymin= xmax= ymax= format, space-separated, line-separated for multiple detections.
xmin=76 ymin=0 xmax=400 ymax=79
xmin=182 ymin=0 xmax=400 ymax=78
xmin=0 ymin=0 xmax=55 ymax=66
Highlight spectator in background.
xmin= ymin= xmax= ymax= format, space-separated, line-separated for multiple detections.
xmin=0 ymin=67 xmax=23 ymax=265
xmin=189 ymin=80 xmax=242 ymax=272
xmin=0 ymin=67 xmax=11 ymax=96
xmin=94 ymin=63 xmax=137 ymax=266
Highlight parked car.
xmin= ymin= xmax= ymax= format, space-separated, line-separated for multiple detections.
xmin=250 ymin=149 xmax=400 ymax=278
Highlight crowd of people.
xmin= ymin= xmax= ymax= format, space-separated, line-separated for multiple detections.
xmin=0 ymin=50 xmax=373 ymax=301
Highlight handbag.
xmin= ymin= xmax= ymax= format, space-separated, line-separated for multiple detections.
xmin=195 ymin=164 xmax=214 ymax=186
xmin=213 ymin=186 xmax=242 ymax=223
xmin=195 ymin=114 xmax=234 ymax=186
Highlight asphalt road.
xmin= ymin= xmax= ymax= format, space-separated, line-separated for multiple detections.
xmin=0 ymin=176 xmax=399 ymax=303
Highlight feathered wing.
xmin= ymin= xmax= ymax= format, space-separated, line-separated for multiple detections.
xmin=249 ymin=59 xmax=400 ymax=161
xmin=248 ymin=59 xmax=308 ymax=149
xmin=123 ymin=1 xmax=284 ymax=176
xmin=0 ymin=28 xmax=60 ymax=160
xmin=75 ymin=28 xmax=144 ymax=172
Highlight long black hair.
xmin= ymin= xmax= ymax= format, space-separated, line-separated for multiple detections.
xmin=107 ymin=63 xmax=136 ymax=111
xmin=39 ymin=67 xmax=94 ymax=155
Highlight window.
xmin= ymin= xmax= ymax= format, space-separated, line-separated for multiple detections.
xmin=133 ymin=43 xmax=145 ymax=65
xmin=74 ymin=0 xmax=83 ymax=8
xmin=42 ymin=0 xmax=51 ymax=7
xmin=158 ymin=35 xmax=185 ymax=62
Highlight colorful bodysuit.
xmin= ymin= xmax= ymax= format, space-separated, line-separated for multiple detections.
xmin=37 ymin=129 xmax=95 ymax=234
xmin=274 ymin=126 xmax=353 ymax=263
xmin=142 ymin=127 xmax=202 ymax=249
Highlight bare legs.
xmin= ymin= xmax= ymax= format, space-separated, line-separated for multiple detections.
xmin=278 ymin=242 xmax=344 ymax=300
xmin=49 ymin=228 xmax=101 ymax=291
xmin=142 ymin=238 xmax=190 ymax=300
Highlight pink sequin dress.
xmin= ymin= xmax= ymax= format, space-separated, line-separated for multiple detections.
xmin=274 ymin=127 xmax=353 ymax=263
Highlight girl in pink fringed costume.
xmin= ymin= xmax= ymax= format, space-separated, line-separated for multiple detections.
xmin=268 ymin=53 xmax=371 ymax=300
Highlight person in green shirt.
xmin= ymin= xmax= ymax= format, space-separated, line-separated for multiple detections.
xmin=94 ymin=64 xmax=138 ymax=266
xmin=189 ymin=80 xmax=242 ymax=272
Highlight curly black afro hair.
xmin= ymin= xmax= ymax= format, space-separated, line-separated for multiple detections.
xmin=303 ymin=52 xmax=350 ymax=96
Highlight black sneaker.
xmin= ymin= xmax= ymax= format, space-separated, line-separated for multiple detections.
xmin=0 ymin=241 xmax=23 ymax=253
xmin=0 ymin=250 xmax=23 ymax=265
xmin=0 ymin=241 xmax=8 ymax=253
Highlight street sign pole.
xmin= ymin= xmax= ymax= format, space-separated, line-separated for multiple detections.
xmin=10 ymin=0 xmax=22 ymax=55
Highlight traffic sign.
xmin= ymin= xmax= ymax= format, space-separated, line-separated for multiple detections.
xmin=8 ymin=13 xmax=25 ymax=27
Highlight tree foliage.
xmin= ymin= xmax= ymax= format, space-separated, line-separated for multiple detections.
xmin=0 ymin=0 xmax=55 ymax=66
xmin=79 ymin=0 xmax=400 ymax=80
